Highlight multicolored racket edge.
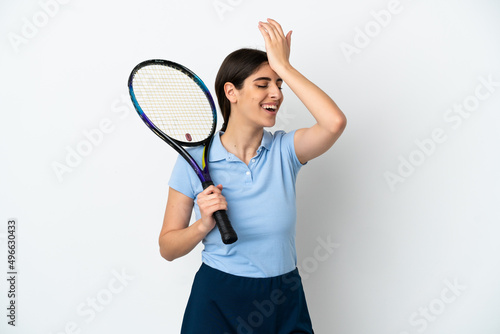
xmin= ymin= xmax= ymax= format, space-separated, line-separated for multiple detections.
xmin=128 ymin=59 xmax=238 ymax=244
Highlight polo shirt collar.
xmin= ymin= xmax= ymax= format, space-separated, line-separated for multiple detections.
xmin=209 ymin=130 xmax=273 ymax=162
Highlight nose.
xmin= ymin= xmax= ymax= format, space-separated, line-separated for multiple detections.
xmin=269 ymin=84 xmax=282 ymax=100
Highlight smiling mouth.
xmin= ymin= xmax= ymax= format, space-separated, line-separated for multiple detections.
xmin=261 ymin=104 xmax=278 ymax=113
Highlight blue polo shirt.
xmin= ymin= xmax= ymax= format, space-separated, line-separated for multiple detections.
xmin=168 ymin=130 xmax=305 ymax=278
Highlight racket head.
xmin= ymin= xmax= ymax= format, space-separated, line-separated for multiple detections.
xmin=128 ymin=59 xmax=217 ymax=147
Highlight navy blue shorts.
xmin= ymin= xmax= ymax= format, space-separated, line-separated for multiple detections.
xmin=181 ymin=263 xmax=314 ymax=334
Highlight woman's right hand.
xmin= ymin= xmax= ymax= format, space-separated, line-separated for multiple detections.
xmin=197 ymin=184 xmax=227 ymax=235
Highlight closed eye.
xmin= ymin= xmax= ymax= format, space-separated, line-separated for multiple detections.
xmin=257 ymin=85 xmax=283 ymax=90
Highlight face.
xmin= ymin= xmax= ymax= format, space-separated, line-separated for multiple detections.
xmin=230 ymin=63 xmax=284 ymax=129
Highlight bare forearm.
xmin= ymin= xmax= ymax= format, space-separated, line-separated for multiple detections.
xmin=159 ymin=219 xmax=210 ymax=261
xmin=278 ymin=65 xmax=346 ymax=132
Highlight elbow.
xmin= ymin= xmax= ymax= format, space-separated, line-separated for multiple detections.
xmin=162 ymin=254 xmax=176 ymax=262
xmin=159 ymin=237 xmax=177 ymax=262
xmin=337 ymin=114 xmax=347 ymax=132
xmin=327 ymin=114 xmax=347 ymax=135
xmin=159 ymin=246 xmax=176 ymax=262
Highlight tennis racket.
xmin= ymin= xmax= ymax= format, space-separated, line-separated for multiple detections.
xmin=128 ymin=59 xmax=238 ymax=245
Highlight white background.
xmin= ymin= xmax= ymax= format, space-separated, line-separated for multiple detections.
xmin=1 ymin=0 xmax=500 ymax=333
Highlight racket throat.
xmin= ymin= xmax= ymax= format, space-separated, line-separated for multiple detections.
xmin=202 ymin=180 xmax=214 ymax=189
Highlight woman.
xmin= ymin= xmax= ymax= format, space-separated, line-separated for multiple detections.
xmin=160 ymin=19 xmax=346 ymax=333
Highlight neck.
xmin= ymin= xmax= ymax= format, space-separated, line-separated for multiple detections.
xmin=221 ymin=120 xmax=264 ymax=165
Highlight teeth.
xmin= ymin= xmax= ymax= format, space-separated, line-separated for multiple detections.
xmin=262 ymin=104 xmax=277 ymax=110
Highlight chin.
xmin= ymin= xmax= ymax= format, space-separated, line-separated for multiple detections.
xmin=262 ymin=120 xmax=276 ymax=129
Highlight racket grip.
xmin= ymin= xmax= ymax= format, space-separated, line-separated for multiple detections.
xmin=213 ymin=210 xmax=238 ymax=244
xmin=202 ymin=181 xmax=238 ymax=244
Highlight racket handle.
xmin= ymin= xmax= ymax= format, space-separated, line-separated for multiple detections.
xmin=213 ymin=210 xmax=238 ymax=244
xmin=202 ymin=181 xmax=238 ymax=244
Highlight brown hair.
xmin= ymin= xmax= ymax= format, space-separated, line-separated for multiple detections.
xmin=214 ymin=48 xmax=268 ymax=132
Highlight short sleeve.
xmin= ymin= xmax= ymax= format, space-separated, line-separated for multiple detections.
xmin=279 ymin=129 xmax=307 ymax=174
xmin=168 ymin=154 xmax=197 ymax=199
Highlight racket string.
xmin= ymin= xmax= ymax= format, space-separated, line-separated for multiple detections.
xmin=132 ymin=64 xmax=215 ymax=143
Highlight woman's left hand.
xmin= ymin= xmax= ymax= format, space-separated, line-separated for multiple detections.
xmin=258 ymin=18 xmax=292 ymax=74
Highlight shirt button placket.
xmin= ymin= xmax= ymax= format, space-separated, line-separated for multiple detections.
xmin=245 ymin=170 xmax=252 ymax=184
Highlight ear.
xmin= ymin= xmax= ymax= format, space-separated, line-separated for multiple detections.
xmin=224 ymin=82 xmax=238 ymax=103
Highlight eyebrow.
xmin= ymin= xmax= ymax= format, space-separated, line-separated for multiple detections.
xmin=253 ymin=77 xmax=283 ymax=83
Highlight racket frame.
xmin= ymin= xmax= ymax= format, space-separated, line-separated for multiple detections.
xmin=128 ymin=59 xmax=215 ymax=184
xmin=128 ymin=59 xmax=237 ymax=244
